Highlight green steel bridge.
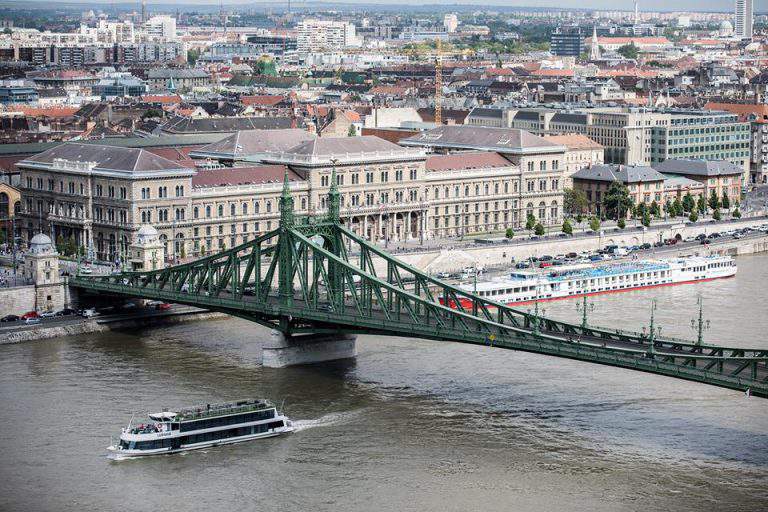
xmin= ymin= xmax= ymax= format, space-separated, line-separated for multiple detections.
xmin=70 ymin=173 xmax=768 ymax=398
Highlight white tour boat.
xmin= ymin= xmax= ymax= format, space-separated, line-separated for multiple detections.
xmin=107 ymin=399 xmax=293 ymax=459
xmin=444 ymin=255 xmax=736 ymax=308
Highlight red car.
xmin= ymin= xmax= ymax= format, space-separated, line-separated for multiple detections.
xmin=21 ymin=311 xmax=39 ymax=320
xmin=155 ymin=303 xmax=172 ymax=311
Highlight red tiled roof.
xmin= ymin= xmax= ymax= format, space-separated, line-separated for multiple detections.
xmin=191 ymin=165 xmax=300 ymax=188
xmin=142 ymin=94 xmax=182 ymax=104
xmin=6 ymin=106 xmax=79 ymax=118
xmin=544 ymin=134 xmax=603 ymax=150
xmin=593 ymin=37 xmax=671 ymax=45
xmin=426 ymin=152 xmax=512 ymax=172
xmin=704 ymin=102 xmax=768 ymax=122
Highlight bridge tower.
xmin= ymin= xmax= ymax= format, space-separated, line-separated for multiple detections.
xmin=278 ymin=171 xmax=294 ymax=308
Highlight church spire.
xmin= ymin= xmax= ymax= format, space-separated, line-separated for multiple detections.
xmin=589 ymin=26 xmax=601 ymax=61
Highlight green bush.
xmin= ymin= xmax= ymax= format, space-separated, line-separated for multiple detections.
xmin=617 ymin=218 xmax=626 ymax=229
xmin=505 ymin=228 xmax=514 ymax=239
xmin=534 ymin=223 xmax=545 ymax=236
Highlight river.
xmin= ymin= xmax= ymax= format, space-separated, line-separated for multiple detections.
xmin=1 ymin=255 xmax=767 ymax=512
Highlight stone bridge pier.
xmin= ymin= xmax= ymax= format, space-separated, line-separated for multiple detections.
xmin=262 ymin=331 xmax=357 ymax=368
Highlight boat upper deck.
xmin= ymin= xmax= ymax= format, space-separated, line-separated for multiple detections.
xmin=162 ymin=399 xmax=275 ymax=422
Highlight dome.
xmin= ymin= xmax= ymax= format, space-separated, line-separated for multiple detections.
xmin=29 ymin=233 xmax=55 ymax=255
xmin=136 ymin=225 xmax=159 ymax=244
xmin=719 ymin=20 xmax=733 ymax=35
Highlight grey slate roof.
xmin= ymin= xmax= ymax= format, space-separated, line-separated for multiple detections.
xmin=551 ymin=112 xmax=589 ymax=124
xmin=572 ymin=164 xmax=664 ymax=183
xmin=146 ymin=69 xmax=210 ymax=80
xmin=400 ymin=125 xmax=564 ymax=154
xmin=19 ymin=143 xmax=195 ymax=177
xmin=160 ymin=115 xmax=294 ymax=134
xmin=653 ymin=159 xmax=743 ymax=177
xmin=284 ymin=136 xmax=403 ymax=157
xmin=190 ymin=129 xmax=316 ymax=160
xmin=468 ymin=107 xmax=503 ymax=119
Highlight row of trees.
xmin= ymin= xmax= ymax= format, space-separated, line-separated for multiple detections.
xmin=564 ymin=182 xmax=742 ymax=233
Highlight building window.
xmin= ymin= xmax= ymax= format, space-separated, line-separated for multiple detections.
xmin=218 ymin=205 xmax=224 ymax=217
xmin=206 ymin=206 xmax=211 ymax=218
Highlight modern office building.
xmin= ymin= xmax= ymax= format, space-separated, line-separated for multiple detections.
xmin=734 ymin=0 xmax=753 ymax=39
xmin=550 ymin=26 xmax=585 ymax=57
xmin=296 ymin=20 xmax=362 ymax=53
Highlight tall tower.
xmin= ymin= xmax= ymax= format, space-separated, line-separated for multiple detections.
xmin=589 ymin=26 xmax=601 ymax=61
xmin=141 ymin=0 xmax=147 ymax=23
xmin=634 ymin=0 xmax=639 ymax=25
xmin=735 ymin=0 xmax=753 ymax=39
xmin=434 ymin=38 xmax=443 ymax=125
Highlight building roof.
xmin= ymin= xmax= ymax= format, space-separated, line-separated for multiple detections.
xmin=400 ymin=125 xmax=565 ymax=155
xmin=284 ymin=135 xmax=402 ymax=157
xmin=661 ymin=174 xmax=704 ymax=189
xmin=572 ymin=164 xmax=664 ymax=183
xmin=160 ymin=115 xmax=294 ymax=134
xmin=18 ymin=142 xmax=195 ymax=178
xmin=190 ymin=129 xmax=316 ymax=160
xmin=653 ymin=159 xmax=744 ymax=177
xmin=191 ymin=165 xmax=300 ymax=188
xmin=426 ymin=152 xmax=512 ymax=172
xmin=543 ymin=134 xmax=603 ymax=150
xmin=240 ymin=95 xmax=285 ymax=107
xmin=146 ymin=69 xmax=210 ymax=80
xmin=263 ymin=135 xmax=424 ymax=166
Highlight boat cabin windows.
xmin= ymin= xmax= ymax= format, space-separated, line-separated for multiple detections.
xmin=179 ymin=409 xmax=276 ymax=433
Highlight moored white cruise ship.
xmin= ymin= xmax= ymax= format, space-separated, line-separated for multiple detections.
xmin=447 ymin=255 xmax=736 ymax=308
xmin=107 ymin=399 xmax=293 ymax=459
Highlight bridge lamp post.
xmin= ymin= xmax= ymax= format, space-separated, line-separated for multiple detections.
xmin=576 ymin=295 xmax=595 ymax=330
xmin=528 ymin=300 xmax=546 ymax=337
xmin=690 ymin=296 xmax=710 ymax=346
xmin=643 ymin=299 xmax=662 ymax=358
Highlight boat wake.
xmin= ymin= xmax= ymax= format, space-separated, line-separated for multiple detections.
xmin=291 ymin=409 xmax=365 ymax=432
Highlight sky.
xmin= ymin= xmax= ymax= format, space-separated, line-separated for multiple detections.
xmin=18 ymin=0 xmax=768 ymax=13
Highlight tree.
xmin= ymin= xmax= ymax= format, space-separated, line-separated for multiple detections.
xmin=575 ymin=213 xmax=584 ymax=224
xmin=708 ymin=189 xmax=720 ymax=211
xmin=697 ymin=195 xmax=707 ymax=214
xmin=641 ymin=210 xmax=651 ymax=227
xmin=689 ymin=210 xmax=698 ymax=223
xmin=712 ymin=208 xmax=722 ymax=221
xmin=56 ymin=234 xmax=65 ymax=254
xmin=617 ymin=43 xmax=639 ymax=60
xmin=187 ymin=48 xmax=200 ymax=66
xmin=732 ymin=206 xmax=742 ymax=218
xmin=505 ymin=227 xmax=514 ymax=239
xmin=562 ymin=219 xmax=573 ymax=235
xmin=617 ymin=217 xmax=626 ymax=229
xmin=534 ymin=223 xmax=545 ymax=236
xmin=589 ymin=217 xmax=601 ymax=232
xmin=602 ymin=181 xmax=633 ymax=221
xmin=347 ymin=125 xmax=357 ymax=137
xmin=65 ymin=236 xmax=76 ymax=257
xmin=525 ymin=213 xmax=536 ymax=231
xmin=664 ymin=201 xmax=673 ymax=218
xmin=563 ymin=188 xmax=588 ymax=218
xmin=635 ymin=202 xmax=648 ymax=219
xmin=254 ymin=58 xmax=277 ymax=76
xmin=673 ymin=198 xmax=684 ymax=217
xmin=721 ymin=191 xmax=730 ymax=210
xmin=649 ymin=200 xmax=661 ymax=217
xmin=682 ymin=193 xmax=694 ymax=213
xmin=142 ymin=108 xmax=163 ymax=119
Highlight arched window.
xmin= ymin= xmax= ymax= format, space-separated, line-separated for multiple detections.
xmin=550 ymin=201 xmax=558 ymax=220
xmin=230 ymin=204 xmax=236 ymax=216
xmin=254 ymin=202 xmax=260 ymax=213
xmin=526 ymin=203 xmax=534 ymax=218
xmin=266 ymin=201 xmax=272 ymax=213
xmin=538 ymin=201 xmax=546 ymax=220
xmin=242 ymin=203 xmax=248 ymax=215
xmin=218 ymin=205 xmax=224 ymax=217
xmin=206 ymin=205 xmax=211 ymax=218
xmin=193 ymin=207 xmax=199 ymax=219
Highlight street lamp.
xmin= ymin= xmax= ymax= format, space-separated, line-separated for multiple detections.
xmin=528 ymin=299 xmax=546 ymax=336
xmin=690 ymin=296 xmax=710 ymax=346
xmin=575 ymin=295 xmax=595 ymax=329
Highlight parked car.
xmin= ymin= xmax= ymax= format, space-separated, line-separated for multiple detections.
xmin=24 ymin=317 xmax=41 ymax=325
xmin=700 ymin=239 xmax=711 ymax=245
xmin=0 ymin=314 xmax=19 ymax=322
xmin=39 ymin=311 xmax=56 ymax=318
xmin=515 ymin=262 xmax=531 ymax=269
xmin=21 ymin=311 xmax=39 ymax=320
xmin=640 ymin=243 xmax=652 ymax=250
xmin=55 ymin=308 xmax=77 ymax=317
xmin=80 ymin=308 xmax=97 ymax=318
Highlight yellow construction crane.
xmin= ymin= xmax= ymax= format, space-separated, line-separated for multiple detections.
xmin=434 ymin=38 xmax=442 ymax=125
